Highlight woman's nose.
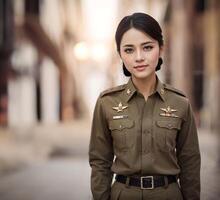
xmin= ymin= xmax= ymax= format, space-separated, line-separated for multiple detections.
xmin=135 ymin=50 xmax=145 ymax=62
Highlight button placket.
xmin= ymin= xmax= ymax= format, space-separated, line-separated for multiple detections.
xmin=142 ymin=99 xmax=155 ymax=154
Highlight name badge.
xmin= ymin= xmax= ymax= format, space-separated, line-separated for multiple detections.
xmin=112 ymin=115 xmax=128 ymax=120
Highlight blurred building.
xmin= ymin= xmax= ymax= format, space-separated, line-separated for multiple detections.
xmin=1 ymin=0 xmax=86 ymax=126
xmin=163 ymin=0 xmax=220 ymax=131
xmin=0 ymin=0 xmax=219 ymax=132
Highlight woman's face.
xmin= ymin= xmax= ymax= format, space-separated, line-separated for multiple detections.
xmin=120 ymin=28 xmax=162 ymax=80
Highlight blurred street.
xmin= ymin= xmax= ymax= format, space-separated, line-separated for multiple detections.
xmin=0 ymin=120 xmax=92 ymax=200
xmin=0 ymin=121 xmax=219 ymax=200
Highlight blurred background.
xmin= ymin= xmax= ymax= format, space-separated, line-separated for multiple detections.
xmin=0 ymin=0 xmax=219 ymax=199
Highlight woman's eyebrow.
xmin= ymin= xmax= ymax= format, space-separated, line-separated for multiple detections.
xmin=141 ymin=41 xmax=155 ymax=45
xmin=122 ymin=41 xmax=155 ymax=47
xmin=122 ymin=44 xmax=134 ymax=47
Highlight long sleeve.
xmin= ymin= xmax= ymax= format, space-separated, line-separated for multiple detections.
xmin=89 ymin=97 xmax=114 ymax=200
xmin=176 ymin=101 xmax=201 ymax=200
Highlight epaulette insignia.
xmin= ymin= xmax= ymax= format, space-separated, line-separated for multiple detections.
xmin=100 ymin=84 xmax=126 ymax=97
xmin=164 ymin=84 xmax=186 ymax=97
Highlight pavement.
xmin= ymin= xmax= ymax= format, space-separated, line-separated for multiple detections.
xmin=0 ymin=120 xmax=219 ymax=200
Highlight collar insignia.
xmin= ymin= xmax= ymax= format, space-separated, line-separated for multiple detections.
xmin=126 ymin=89 xmax=131 ymax=95
xmin=112 ymin=102 xmax=128 ymax=112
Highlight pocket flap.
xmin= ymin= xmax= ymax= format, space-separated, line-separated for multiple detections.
xmin=156 ymin=120 xmax=181 ymax=130
xmin=109 ymin=119 xmax=134 ymax=131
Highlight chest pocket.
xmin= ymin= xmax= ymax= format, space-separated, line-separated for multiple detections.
xmin=109 ymin=119 xmax=135 ymax=151
xmin=155 ymin=120 xmax=182 ymax=152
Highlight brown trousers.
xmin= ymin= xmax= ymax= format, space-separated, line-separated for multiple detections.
xmin=111 ymin=181 xmax=183 ymax=200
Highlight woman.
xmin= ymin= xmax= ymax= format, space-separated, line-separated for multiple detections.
xmin=89 ymin=12 xmax=200 ymax=200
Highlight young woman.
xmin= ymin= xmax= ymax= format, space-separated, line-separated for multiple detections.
xmin=89 ymin=12 xmax=200 ymax=200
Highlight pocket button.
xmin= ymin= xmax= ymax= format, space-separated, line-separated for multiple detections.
xmin=168 ymin=124 xmax=172 ymax=129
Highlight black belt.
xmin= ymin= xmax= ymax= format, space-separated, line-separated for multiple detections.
xmin=115 ymin=174 xmax=176 ymax=189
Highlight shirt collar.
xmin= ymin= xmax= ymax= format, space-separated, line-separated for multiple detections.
xmin=124 ymin=78 xmax=137 ymax=102
xmin=124 ymin=76 xmax=165 ymax=102
xmin=155 ymin=76 xmax=166 ymax=102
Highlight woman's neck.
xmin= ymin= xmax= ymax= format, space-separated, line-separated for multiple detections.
xmin=132 ymin=74 xmax=157 ymax=100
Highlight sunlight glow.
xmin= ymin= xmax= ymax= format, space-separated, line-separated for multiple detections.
xmin=73 ymin=42 xmax=89 ymax=61
xmin=82 ymin=0 xmax=117 ymax=41
xmin=91 ymin=43 xmax=108 ymax=62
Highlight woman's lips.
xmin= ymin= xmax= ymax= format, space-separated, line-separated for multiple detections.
xmin=133 ymin=65 xmax=148 ymax=71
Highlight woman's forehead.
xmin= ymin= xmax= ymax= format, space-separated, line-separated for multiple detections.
xmin=120 ymin=28 xmax=156 ymax=46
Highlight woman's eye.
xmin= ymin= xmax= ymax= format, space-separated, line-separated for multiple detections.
xmin=124 ymin=48 xmax=134 ymax=53
xmin=143 ymin=46 xmax=153 ymax=51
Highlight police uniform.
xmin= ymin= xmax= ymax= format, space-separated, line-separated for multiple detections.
xmin=89 ymin=76 xmax=201 ymax=200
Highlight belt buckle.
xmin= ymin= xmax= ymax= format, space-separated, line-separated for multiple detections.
xmin=141 ymin=176 xmax=154 ymax=189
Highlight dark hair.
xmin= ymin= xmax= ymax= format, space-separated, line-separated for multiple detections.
xmin=115 ymin=12 xmax=164 ymax=76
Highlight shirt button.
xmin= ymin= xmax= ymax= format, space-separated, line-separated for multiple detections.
xmin=144 ymin=130 xmax=150 ymax=134
xmin=167 ymin=124 xmax=172 ymax=129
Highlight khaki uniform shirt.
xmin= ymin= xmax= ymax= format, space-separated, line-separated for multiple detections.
xmin=89 ymin=77 xmax=201 ymax=200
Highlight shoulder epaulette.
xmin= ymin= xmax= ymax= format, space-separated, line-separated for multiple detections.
xmin=100 ymin=84 xmax=126 ymax=97
xmin=164 ymin=84 xmax=186 ymax=97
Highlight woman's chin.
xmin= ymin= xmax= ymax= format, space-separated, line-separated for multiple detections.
xmin=132 ymin=71 xmax=155 ymax=80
